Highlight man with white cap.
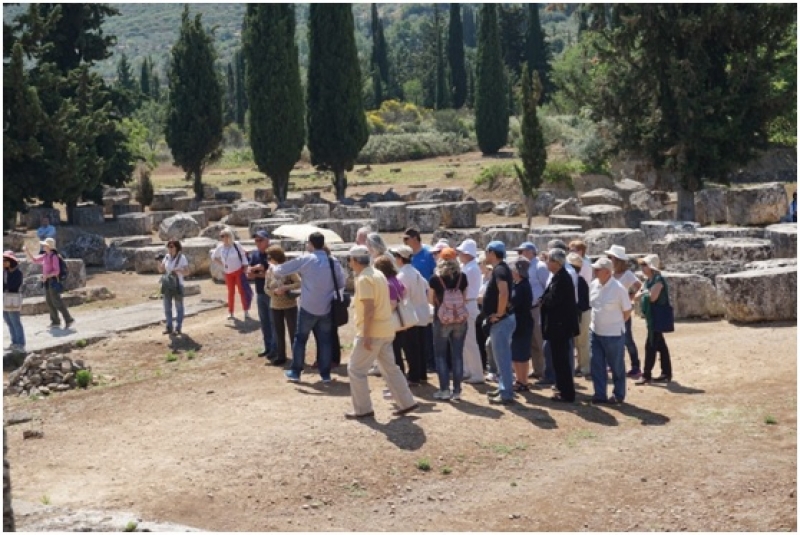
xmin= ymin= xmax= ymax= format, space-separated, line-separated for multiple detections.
xmin=588 ymin=257 xmax=632 ymax=404
xmin=456 ymin=239 xmax=484 ymax=383
xmin=23 ymin=238 xmax=75 ymax=329
xmin=514 ymin=241 xmax=548 ymax=379
xmin=345 ymin=245 xmax=418 ymax=419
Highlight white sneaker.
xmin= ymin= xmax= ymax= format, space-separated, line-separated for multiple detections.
xmin=244 ymin=311 xmax=251 ymax=320
xmin=485 ymin=373 xmax=498 ymax=383
xmin=433 ymin=389 xmax=452 ymax=400
xmin=367 ymin=365 xmax=382 ymax=377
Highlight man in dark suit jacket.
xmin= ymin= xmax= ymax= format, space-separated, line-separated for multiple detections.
xmin=540 ymin=248 xmax=579 ymax=402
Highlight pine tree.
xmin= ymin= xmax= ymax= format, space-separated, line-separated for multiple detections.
xmin=447 ymin=3 xmax=467 ymax=109
xmin=116 ymin=52 xmax=135 ymax=91
xmin=462 ymin=5 xmax=477 ymax=48
xmin=243 ymin=4 xmax=304 ymax=204
xmin=525 ymin=4 xmax=553 ymax=103
xmin=475 ymin=4 xmax=508 ymax=155
xmin=139 ymin=56 xmax=150 ymax=96
xmin=434 ymin=5 xmax=448 ymax=109
xmin=307 ymin=4 xmax=369 ymax=200
xmin=514 ymin=66 xmax=547 ymax=228
xmin=165 ymin=6 xmax=223 ymax=200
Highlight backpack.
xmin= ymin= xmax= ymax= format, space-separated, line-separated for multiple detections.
xmin=435 ymin=273 xmax=468 ymax=325
xmin=577 ymin=276 xmax=590 ymax=312
xmin=54 ymin=251 xmax=68 ymax=283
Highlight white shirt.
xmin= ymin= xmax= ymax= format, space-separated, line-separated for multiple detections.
xmin=211 ymin=242 xmax=246 ymax=274
xmin=548 ymin=263 xmax=579 ymax=303
xmin=589 ymin=277 xmax=632 ymax=336
xmin=460 ymin=259 xmax=482 ymax=300
xmin=397 ymin=263 xmax=431 ymax=326
xmin=163 ymin=253 xmax=189 ymax=285
xmin=579 ymin=256 xmax=593 ymax=283
xmin=614 ymin=270 xmax=640 ymax=292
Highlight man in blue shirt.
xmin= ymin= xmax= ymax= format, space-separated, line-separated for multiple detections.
xmin=247 ymin=230 xmax=277 ymax=360
xmin=37 ymin=216 xmax=56 ymax=254
xmin=403 ymin=227 xmax=436 ymax=372
xmin=269 ymin=232 xmax=346 ymax=384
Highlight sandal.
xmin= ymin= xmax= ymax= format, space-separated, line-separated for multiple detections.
xmin=513 ymin=381 xmax=529 ymax=392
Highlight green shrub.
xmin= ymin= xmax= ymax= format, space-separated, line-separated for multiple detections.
xmin=416 ymin=458 xmax=431 ymax=471
xmin=542 ymin=160 xmax=582 ymax=189
xmin=135 ymin=167 xmax=155 ymax=207
xmin=75 ymin=370 xmax=92 ymax=389
xmin=356 ymin=133 xmax=474 ymax=164
xmin=432 ymin=110 xmax=471 ymax=138
xmin=474 ymin=163 xmax=515 ymax=188
xmin=165 ymin=352 xmax=178 ymax=363
xmin=215 ymin=147 xmax=255 ymax=168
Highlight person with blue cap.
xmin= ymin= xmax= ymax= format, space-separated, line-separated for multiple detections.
xmin=247 ymin=230 xmax=278 ymax=360
xmin=482 ymin=240 xmax=517 ymax=405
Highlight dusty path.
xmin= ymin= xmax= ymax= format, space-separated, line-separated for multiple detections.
xmin=4 ymin=304 xmax=796 ymax=532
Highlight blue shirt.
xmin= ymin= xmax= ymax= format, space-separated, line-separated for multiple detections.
xmin=411 ymin=246 xmax=435 ymax=280
xmin=271 ymin=250 xmax=345 ymax=316
xmin=37 ymin=225 xmax=56 ymax=241
xmin=528 ymin=257 xmax=549 ymax=303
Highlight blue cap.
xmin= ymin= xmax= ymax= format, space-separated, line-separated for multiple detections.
xmin=254 ymin=230 xmax=270 ymax=240
xmin=514 ymin=241 xmax=537 ymax=253
xmin=485 ymin=240 xmax=506 ymax=256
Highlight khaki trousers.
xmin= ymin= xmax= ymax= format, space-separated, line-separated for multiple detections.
xmin=530 ymin=306 xmax=545 ymax=376
xmin=348 ymin=337 xmax=417 ymax=416
xmin=575 ymin=311 xmax=592 ymax=374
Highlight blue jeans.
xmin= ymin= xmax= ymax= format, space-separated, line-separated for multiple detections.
xmin=163 ymin=291 xmax=184 ymax=331
xmin=3 ymin=310 xmax=25 ymax=347
xmin=256 ymin=293 xmax=277 ymax=354
xmin=590 ymin=331 xmax=626 ymax=401
xmin=544 ymin=338 xmax=574 ymax=383
xmin=291 ymin=308 xmax=333 ymax=380
xmin=433 ymin=320 xmax=468 ymax=394
xmin=624 ymin=317 xmax=640 ymax=370
xmin=489 ymin=315 xmax=516 ymax=401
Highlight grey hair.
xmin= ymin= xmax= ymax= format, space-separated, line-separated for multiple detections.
xmin=352 ymin=254 xmax=371 ymax=266
xmin=220 ymin=227 xmax=234 ymax=239
xmin=548 ymin=248 xmax=567 ymax=265
xmin=356 ymin=226 xmax=371 ymax=238
xmin=547 ymin=239 xmax=568 ymax=251
xmin=366 ymin=232 xmax=387 ymax=256
xmin=435 ymin=258 xmax=461 ymax=279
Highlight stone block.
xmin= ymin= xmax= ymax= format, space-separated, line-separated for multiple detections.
xmin=492 ymin=201 xmax=522 ymax=217
xmin=657 ymin=272 xmax=725 ymax=319
xmin=23 ymin=206 xmax=60 ymax=229
xmin=480 ymin=222 xmax=524 ymax=232
xmin=254 ymin=187 xmax=275 ymax=204
xmin=336 ymin=220 xmax=377 ymax=243
xmin=696 ymin=226 xmax=766 ymax=240
xmin=112 ymin=204 xmax=143 ymax=219
xmin=528 ymin=233 xmax=584 ymax=255
xmin=103 ymin=196 xmax=127 ymax=216
xmin=705 ymin=238 xmax=773 ymax=263
xmin=227 ymin=201 xmax=271 ymax=227
xmin=416 ymin=188 xmax=465 ymax=203
xmin=183 ymin=236 xmax=225 ymax=278
xmin=440 ymin=201 xmax=478 ymax=229
xmin=199 ymin=204 xmax=233 ymax=222
xmin=248 ymin=218 xmax=298 ymax=238
xmin=185 ymin=210 xmax=208 ymax=229
xmin=3 ymin=232 xmax=26 ymax=252
xmin=59 ymin=229 xmax=106 ymax=267
xmin=550 ymin=198 xmax=582 ymax=217
xmin=71 ymin=204 xmax=105 ymax=226
xmin=764 ymin=223 xmax=797 ymax=259
xmin=150 ymin=190 xmax=184 ymax=211
xmin=717 ymin=267 xmax=797 ymax=322
xmin=580 ymin=205 xmax=626 ymax=229
xmin=651 ymin=234 xmax=711 ymax=263
xmin=661 ymin=261 xmax=746 ymax=284
xmin=215 ymin=191 xmax=243 ymax=203
xmin=18 ymin=258 xmax=85 ymax=297
xmin=134 ymin=246 xmax=165 ymax=274
xmin=171 ymin=196 xmax=198 ymax=213
xmin=745 ymin=258 xmax=798 ymax=271
xmin=299 ymin=204 xmax=331 ymax=223
xmin=726 ymin=182 xmax=788 ymax=226
xmin=103 ymin=246 xmax=137 ymax=271
xmin=201 ymin=223 xmax=241 ymax=241
xmin=639 ymin=221 xmax=701 ymax=243
xmin=529 ymin=224 xmax=584 ymax=235
xmin=612 ymin=178 xmax=647 ymax=205
xmin=530 ymin=190 xmax=562 ymax=217
xmin=370 ymin=202 xmax=407 ymax=232
xmin=477 ymin=200 xmax=495 ymax=214
xmin=580 ymin=188 xmax=624 ymax=208
xmin=406 ymin=204 xmax=442 ymax=233
xmin=108 ymin=235 xmax=153 ymax=248
xmin=695 ymin=186 xmax=727 ymax=225
xmin=582 ymin=228 xmax=649 ymax=256
xmin=628 ymin=190 xmax=668 ymax=213
xmin=548 ymin=215 xmax=593 ymax=231
xmin=432 ymin=228 xmax=484 ymax=248
xmin=158 ymin=213 xmax=201 ymax=241
xmin=147 ymin=211 xmax=180 ymax=232
xmin=572 ymin=174 xmax=614 ymax=194
xmin=483 ymin=228 xmax=530 ymax=250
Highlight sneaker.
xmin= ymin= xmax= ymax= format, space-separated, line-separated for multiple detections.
xmin=163 ymin=328 xmax=173 ymax=335
xmin=65 ymin=319 xmax=75 ymax=329
xmin=321 ymin=376 xmax=333 ymax=385
xmin=244 ymin=311 xmax=251 ymax=320
xmin=489 ymin=396 xmax=515 ymax=406
xmin=284 ymin=370 xmax=300 ymax=382
xmin=433 ymin=389 xmax=452 ymax=400
xmin=626 ymin=368 xmax=642 ymax=379
xmin=485 ymin=373 xmax=498 ymax=383
xmin=367 ymin=365 xmax=382 ymax=377
xmin=227 ymin=314 xmax=235 ymax=321
xmin=487 ymin=389 xmax=502 ymax=399
xmin=451 ymin=391 xmax=461 ymax=401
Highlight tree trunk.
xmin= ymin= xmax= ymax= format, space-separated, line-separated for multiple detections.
xmin=66 ymin=201 xmax=77 ymax=225
xmin=273 ymin=174 xmax=289 ymax=204
xmin=333 ymin=168 xmax=348 ymax=201
xmin=676 ymin=182 xmax=696 ymax=222
xmin=193 ymin=167 xmax=204 ymax=201
xmin=524 ymin=194 xmax=534 ymax=228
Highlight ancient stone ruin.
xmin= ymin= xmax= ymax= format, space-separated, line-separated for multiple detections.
xmin=5 ymin=353 xmax=93 ymax=397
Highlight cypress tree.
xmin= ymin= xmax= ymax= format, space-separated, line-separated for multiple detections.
xmin=307 ymin=4 xmax=369 ymax=200
xmin=140 ymin=57 xmax=150 ymax=96
xmin=225 ymin=62 xmax=235 ymax=124
xmin=475 ymin=4 xmax=508 ymax=155
xmin=434 ymin=5 xmax=448 ymax=109
xmin=462 ymin=5 xmax=477 ymax=48
xmin=164 ymin=6 xmax=223 ymax=200
xmin=370 ymin=3 xmax=389 ymax=107
xmin=448 ymin=3 xmax=467 ymax=109
xmin=243 ymin=4 xmax=304 ymax=203
xmin=525 ymin=4 xmax=553 ymax=103
xmin=234 ymin=49 xmax=246 ymax=129
xmin=514 ymin=66 xmax=547 ymax=228
xmin=116 ymin=53 xmax=135 ymax=90
xmin=151 ymin=72 xmax=161 ymax=101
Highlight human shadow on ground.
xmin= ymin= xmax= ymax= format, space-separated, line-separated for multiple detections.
xmin=447 ymin=398 xmax=506 ymax=420
xmin=603 ymin=400 xmax=671 ymax=426
xmin=225 ymin=317 xmax=261 ymax=334
xmin=663 ymin=381 xmax=705 ymax=395
xmin=167 ymin=333 xmax=203 ymax=352
xmin=519 ymin=391 xmax=621 ymax=427
xmin=359 ymin=414 xmax=427 ymax=451
xmin=294 ymin=378 xmax=352 ymax=398
xmin=505 ymin=402 xmax=559 ymax=430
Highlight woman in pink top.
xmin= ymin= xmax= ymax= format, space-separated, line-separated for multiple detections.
xmin=23 ymin=237 xmax=75 ymax=329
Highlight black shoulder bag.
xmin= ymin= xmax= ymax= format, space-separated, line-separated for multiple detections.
xmin=329 ymin=258 xmax=350 ymax=327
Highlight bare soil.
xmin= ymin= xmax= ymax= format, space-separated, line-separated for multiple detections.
xmin=6 ymin=155 xmax=797 ymax=531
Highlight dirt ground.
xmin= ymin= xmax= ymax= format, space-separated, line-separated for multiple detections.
xmin=5 ymin=155 xmax=797 ymax=531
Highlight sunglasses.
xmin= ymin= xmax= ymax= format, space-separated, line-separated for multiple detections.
xmin=168 ymin=245 xmax=176 ymax=249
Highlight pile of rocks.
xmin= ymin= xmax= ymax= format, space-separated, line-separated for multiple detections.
xmin=5 ymin=353 xmax=91 ymax=397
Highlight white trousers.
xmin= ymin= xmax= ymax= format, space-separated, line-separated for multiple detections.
xmin=462 ymin=301 xmax=484 ymax=381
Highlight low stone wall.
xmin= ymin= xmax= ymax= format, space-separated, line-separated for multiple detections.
xmin=717 ymin=266 xmax=797 ymax=322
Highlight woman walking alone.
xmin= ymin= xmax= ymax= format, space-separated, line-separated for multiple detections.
xmin=158 ymin=240 xmax=189 ymax=335
xmin=23 ymin=238 xmax=74 ymax=329
xmin=3 ymin=251 xmax=25 ymax=352
xmin=211 ymin=227 xmax=252 ymax=321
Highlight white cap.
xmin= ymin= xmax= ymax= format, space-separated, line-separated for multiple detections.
xmin=592 ymin=257 xmax=613 ymax=270
xmin=456 ymin=239 xmax=478 ymax=258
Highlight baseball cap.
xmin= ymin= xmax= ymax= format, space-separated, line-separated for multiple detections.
xmin=514 ymin=241 xmax=537 ymax=253
xmin=254 ymin=230 xmax=270 ymax=240
xmin=390 ymin=245 xmax=414 ymax=260
xmin=456 ymin=239 xmax=478 ymax=258
xmin=591 ymin=257 xmax=613 ymax=270
xmin=431 ymin=239 xmax=450 ymax=253
xmin=439 ymin=247 xmax=458 ymax=261
xmin=485 ymin=241 xmax=506 ymax=256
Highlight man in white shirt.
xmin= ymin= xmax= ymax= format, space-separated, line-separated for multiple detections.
xmin=588 ymin=257 xmax=632 ymax=404
xmin=514 ymin=242 xmax=548 ymax=379
xmin=456 ymin=239 xmax=485 ymax=384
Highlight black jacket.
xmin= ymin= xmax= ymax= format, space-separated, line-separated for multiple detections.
xmin=540 ymin=266 xmax=579 ymax=340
